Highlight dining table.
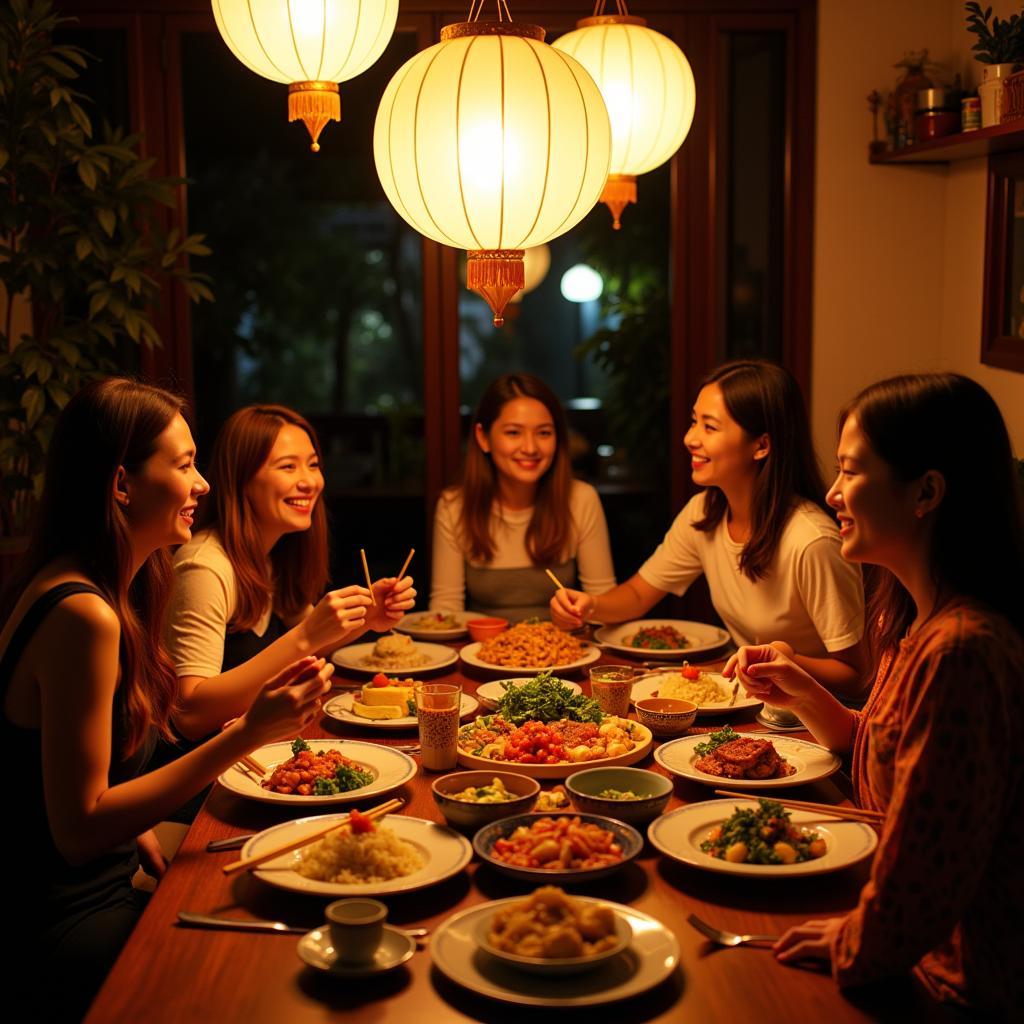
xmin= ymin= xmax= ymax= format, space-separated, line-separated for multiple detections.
xmin=85 ymin=637 xmax=958 ymax=1023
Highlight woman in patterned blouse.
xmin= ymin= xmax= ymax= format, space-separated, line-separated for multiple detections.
xmin=725 ymin=373 xmax=1024 ymax=1017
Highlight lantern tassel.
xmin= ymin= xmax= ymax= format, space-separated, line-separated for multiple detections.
xmin=601 ymin=173 xmax=637 ymax=230
xmin=288 ymin=81 xmax=341 ymax=153
xmin=467 ymin=249 xmax=525 ymax=327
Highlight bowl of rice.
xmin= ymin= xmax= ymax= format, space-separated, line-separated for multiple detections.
xmin=296 ymin=819 xmax=425 ymax=885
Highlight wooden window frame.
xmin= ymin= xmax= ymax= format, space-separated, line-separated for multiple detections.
xmin=982 ymin=150 xmax=1024 ymax=373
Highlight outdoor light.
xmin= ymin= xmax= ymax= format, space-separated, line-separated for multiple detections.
xmin=560 ymin=264 xmax=603 ymax=303
xmin=554 ymin=1 xmax=696 ymax=228
xmin=373 ymin=1 xmax=611 ymax=326
xmin=212 ymin=0 xmax=399 ymax=152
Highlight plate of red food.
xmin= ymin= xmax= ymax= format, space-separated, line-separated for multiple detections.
xmin=653 ymin=725 xmax=841 ymax=788
xmin=594 ymin=619 xmax=731 ymax=660
xmin=217 ymin=737 xmax=417 ymax=806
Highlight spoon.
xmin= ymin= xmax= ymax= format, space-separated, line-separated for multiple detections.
xmin=687 ymin=913 xmax=778 ymax=947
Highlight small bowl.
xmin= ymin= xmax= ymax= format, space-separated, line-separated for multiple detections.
xmin=466 ymin=617 xmax=509 ymax=642
xmin=761 ymin=703 xmax=802 ymax=727
xmin=565 ymin=767 xmax=672 ymax=825
xmin=634 ymin=697 xmax=697 ymax=737
xmin=431 ymin=770 xmax=540 ymax=832
xmin=474 ymin=903 xmax=631 ymax=975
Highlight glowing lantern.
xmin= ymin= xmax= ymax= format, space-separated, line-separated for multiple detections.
xmin=554 ymin=1 xmax=696 ymax=228
xmin=373 ymin=5 xmax=611 ymax=326
xmin=212 ymin=0 xmax=399 ymax=152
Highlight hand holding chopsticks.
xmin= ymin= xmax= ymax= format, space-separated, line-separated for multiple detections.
xmin=713 ymin=789 xmax=885 ymax=826
xmin=222 ymin=797 xmax=405 ymax=875
xmin=359 ymin=548 xmax=417 ymax=630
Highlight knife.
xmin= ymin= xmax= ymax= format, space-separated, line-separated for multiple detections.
xmin=177 ymin=912 xmax=306 ymax=934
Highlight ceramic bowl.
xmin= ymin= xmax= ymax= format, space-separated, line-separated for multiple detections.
xmin=634 ymin=697 xmax=697 ymax=737
xmin=564 ymin=767 xmax=672 ymax=826
xmin=431 ymin=770 xmax=540 ymax=832
xmin=466 ymin=617 xmax=509 ymax=642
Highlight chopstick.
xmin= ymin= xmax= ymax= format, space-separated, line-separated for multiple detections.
xmin=545 ymin=568 xmax=565 ymax=590
xmin=222 ymin=797 xmax=405 ymax=876
xmin=360 ymin=548 xmax=377 ymax=606
xmin=239 ymin=754 xmax=267 ymax=776
xmin=395 ymin=547 xmax=415 ymax=581
xmin=713 ymin=789 xmax=885 ymax=825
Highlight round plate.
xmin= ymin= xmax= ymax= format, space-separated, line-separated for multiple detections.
xmin=631 ymin=671 xmax=761 ymax=716
xmin=594 ymin=619 xmax=731 ymax=659
xmin=245 ymin=813 xmax=472 ymax=896
xmin=457 ymin=719 xmax=653 ymax=779
xmin=323 ymin=691 xmax=479 ymax=730
xmin=430 ymin=898 xmax=680 ymax=1007
xmin=648 ymin=799 xmax=878 ymax=877
xmin=754 ymin=711 xmax=808 ymax=732
xmin=459 ymin=641 xmax=600 ymax=675
xmin=473 ymin=812 xmax=643 ymax=884
xmin=394 ymin=611 xmax=483 ymax=641
xmin=297 ymin=923 xmax=416 ymax=975
xmin=654 ymin=734 xmax=841 ymax=789
xmin=475 ymin=677 xmax=582 ymax=711
xmin=330 ymin=641 xmax=458 ymax=676
xmin=217 ymin=739 xmax=417 ymax=806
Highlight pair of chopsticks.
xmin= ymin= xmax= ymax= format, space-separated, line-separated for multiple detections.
xmin=545 ymin=568 xmax=565 ymax=591
xmin=239 ymin=754 xmax=267 ymax=777
xmin=359 ymin=547 xmax=415 ymax=607
xmin=222 ymin=797 xmax=405 ymax=875
xmin=714 ymin=789 xmax=885 ymax=826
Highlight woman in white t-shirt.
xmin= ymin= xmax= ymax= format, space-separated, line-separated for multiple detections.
xmin=430 ymin=374 xmax=615 ymax=621
xmin=551 ymin=360 xmax=867 ymax=697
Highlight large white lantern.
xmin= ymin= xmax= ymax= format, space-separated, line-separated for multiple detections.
xmin=554 ymin=2 xmax=696 ymax=228
xmin=374 ymin=12 xmax=611 ymax=326
xmin=212 ymin=0 xmax=399 ymax=152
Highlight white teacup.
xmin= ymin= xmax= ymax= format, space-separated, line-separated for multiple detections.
xmin=326 ymin=898 xmax=387 ymax=964
xmin=761 ymin=703 xmax=801 ymax=727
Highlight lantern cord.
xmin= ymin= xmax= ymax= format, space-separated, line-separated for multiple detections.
xmin=592 ymin=1 xmax=630 ymax=15
xmin=467 ymin=0 xmax=514 ymax=22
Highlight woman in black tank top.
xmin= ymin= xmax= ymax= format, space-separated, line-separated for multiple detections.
xmin=0 ymin=380 xmax=333 ymax=1020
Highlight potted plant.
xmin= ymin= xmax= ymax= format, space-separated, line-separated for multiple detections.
xmin=965 ymin=2 xmax=1024 ymax=125
xmin=0 ymin=0 xmax=212 ymax=549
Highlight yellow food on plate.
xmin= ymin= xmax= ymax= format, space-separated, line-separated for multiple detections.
xmin=476 ymin=622 xmax=585 ymax=668
xmin=296 ymin=823 xmax=424 ymax=883
xmin=359 ymin=633 xmax=431 ymax=670
xmin=487 ymin=886 xmax=619 ymax=958
xmin=351 ymin=702 xmax=404 ymax=720
xmin=656 ymin=672 xmax=726 ymax=705
xmin=360 ymin=682 xmax=415 ymax=707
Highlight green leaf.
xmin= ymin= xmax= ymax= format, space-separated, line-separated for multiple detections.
xmin=21 ymin=386 xmax=45 ymax=428
xmin=97 ymin=208 xmax=116 ymax=237
xmin=55 ymin=340 xmax=80 ymax=366
xmin=88 ymin=291 xmax=109 ymax=318
xmin=35 ymin=360 xmax=53 ymax=385
xmin=75 ymin=236 xmax=92 ymax=261
xmin=77 ymin=158 xmax=97 ymax=190
xmin=45 ymin=381 xmax=71 ymax=409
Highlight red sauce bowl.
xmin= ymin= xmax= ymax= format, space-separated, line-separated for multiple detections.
xmin=466 ymin=617 xmax=509 ymax=642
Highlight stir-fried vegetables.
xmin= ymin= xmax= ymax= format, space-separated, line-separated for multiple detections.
xmin=496 ymin=672 xmax=603 ymax=726
xmin=700 ymin=798 xmax=827 ymax=865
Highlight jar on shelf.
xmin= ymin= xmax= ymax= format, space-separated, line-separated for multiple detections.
xmin=914 ymin=87 xmax=960 ymax=142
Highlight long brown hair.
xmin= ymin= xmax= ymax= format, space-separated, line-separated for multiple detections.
xmin=841 ymin=373 xmax=1024 ymax=656
xmin=0 ymin=378 xmax=184 ymax=756
xmin=195 ymin=405 xmax=329 ymax=631
xmin=693 ymin=360 xmax=827 ymax=581
xmin=457 ymin=375 xmax=574 ymax=565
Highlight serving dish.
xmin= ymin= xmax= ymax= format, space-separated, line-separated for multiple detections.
xmin=459 ymin=640 xmax=600 ymax=675
xmin=595 ymin=618 xmax=731 ymax=659
xmin=330 ymin=641 xmax=457 ymax=676
xmin=631 ymin=670 xmax=762 ymax=716
xmin=323 ymin=691 xmax=478 ymax=730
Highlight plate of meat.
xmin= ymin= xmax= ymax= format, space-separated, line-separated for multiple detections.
xmin=653 ymin=726 xmax=841 ymax=788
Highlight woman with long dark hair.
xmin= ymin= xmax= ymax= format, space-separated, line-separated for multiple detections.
xmin=727 ymin=373 xmax=1024 ymax=1016
xmin=430 ymin=374 xmax=615 ymax=621
xmin=165 ymin=404 xmax=415 ymax=742
xmin=552 ymin=359 xmax=866 ymax=695
xmin=0 ymin=380 xmax=332 ymax=1019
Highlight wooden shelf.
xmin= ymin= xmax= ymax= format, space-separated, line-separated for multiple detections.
xmin=869 ymin=119 xmax=1024 ymax=164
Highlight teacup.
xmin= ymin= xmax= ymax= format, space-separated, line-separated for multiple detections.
xmin=326 ymin=898 xmax=387 ymax=964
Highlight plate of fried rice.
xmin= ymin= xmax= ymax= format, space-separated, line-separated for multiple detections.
xmin=244 ymin=813 xmax=473 ymax=896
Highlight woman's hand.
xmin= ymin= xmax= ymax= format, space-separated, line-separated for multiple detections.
xmin=773 ymin=917 xmax=845 ymax=968
xmin=136 ymin=829 xmax=167 ymax=880
xmin=550 ymin=587 xmax=594 ymax=631
xmin=364 ymin=575 xmax=417 ymax=632
xmin=722 ymin=643 xmax=817 ymax=709
xmin=238 ymin=656 xmax=334 ymax=747
xmin=299 ymin=586 xmax=373 ymax=651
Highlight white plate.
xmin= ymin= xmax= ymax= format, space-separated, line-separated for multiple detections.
xmin=394 ymin=611 xmax=483 ymax=641
xmin=475 ymin=677 xmax=583 ymax=711
xmin=330 ymin=641 xmax=458 ymax=676
xmin=460 ymin=641 xmax=600 ymax=675
xmin=648 ymin=799 xmax=878 ymax=877
xmin=217 ymin=739 xmax=417 ymax=806
xmin=594 ymin=619 xmax=731 ymax=659
xmin=654 ymin=733 xmax=841 ymax=788
xmin=631 ymin=671 xmax=761 ymax=716
xmin=297 ymin=924 xmax=416 ymax=975
xmin=323 ymin=691 xmax=479 ymax=730
xmin=246 ymin=814 xmax=472 ymax=897
xmin=430 ymin=897 xmax=680 ymax=1007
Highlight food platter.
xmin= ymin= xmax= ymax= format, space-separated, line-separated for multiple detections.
xmin=459 ymin=640 xmax=600 ymax=676
xmin=217 ymin=739 xmax=417 ymax=806
xmin=393 ymin=611 xmax=482 ymax=641
xmin=475 ymin=677 xmax=582 ymax=711
xmin=654 ymin=734 xmax=841 ymax=789
xmin=631 ymin=670 xmax=761 ymax=716
xmin=245 ymin=813 xmax=472 ymax=897
xmin=330 ymin=641 xmax=458 ymax=676
xmin=457 ymin=720 xmax=653 ymax=779
xmin=648 ymin=799 xmax=878 ymax=877
xmin=430 ymin=898 xmax=680 ymax=1007
xmin=323 ymin=691 xmax=479 ymax=730
xmin=594 ymin=619 xmax=731 ymax=659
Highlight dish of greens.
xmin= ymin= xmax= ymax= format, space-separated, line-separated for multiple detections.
xmin=494 ymin=672 xmax=603 ymax=726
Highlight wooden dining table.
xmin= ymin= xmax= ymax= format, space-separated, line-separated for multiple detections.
xmin=85 ymin=643 xmax=957 ymax=1023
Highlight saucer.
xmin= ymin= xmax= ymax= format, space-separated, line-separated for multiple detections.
xmin=754 ymin=711 xmax=807 ymax=732
xmin=297 ymin=923 xmax=416 ymax=975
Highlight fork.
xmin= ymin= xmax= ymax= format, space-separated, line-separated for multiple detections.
xmin=687 ymin=913 xmax=779 ymax=947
